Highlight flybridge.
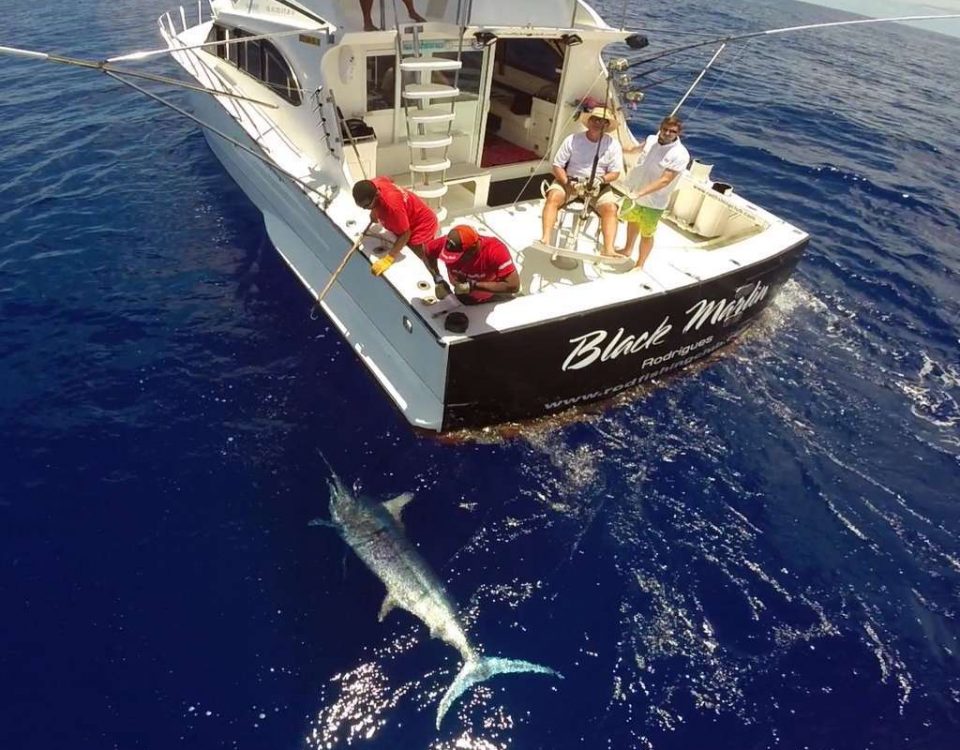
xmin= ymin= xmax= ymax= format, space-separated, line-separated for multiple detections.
xmin=248 ymin=0 xmax=585 ymax=32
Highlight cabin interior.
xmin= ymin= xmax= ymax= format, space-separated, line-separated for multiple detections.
xmin=328 ymin=33 xmax=581 ymax=216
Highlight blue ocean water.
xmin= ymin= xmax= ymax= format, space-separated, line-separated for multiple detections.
xmin=1 ymin=0 xmax=958 ymax=748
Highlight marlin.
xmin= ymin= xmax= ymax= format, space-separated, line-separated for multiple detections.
xmin=311 ymin=470 xmax=560 ymax=729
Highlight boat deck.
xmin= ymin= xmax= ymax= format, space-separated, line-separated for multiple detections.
xmin=369 ymin=188 xmax=808 ymax=341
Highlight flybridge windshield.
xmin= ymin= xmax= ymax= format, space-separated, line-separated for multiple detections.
xmin=274 ymin=0 xmax=580 ymax=30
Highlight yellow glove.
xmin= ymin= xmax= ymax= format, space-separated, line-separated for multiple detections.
xmin=371 ymin=255 xmax=396 ymax=276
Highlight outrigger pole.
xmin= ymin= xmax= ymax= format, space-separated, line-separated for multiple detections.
xmin=621 ymin=14 xmax=960 ymax=70
xmin=0 ymin=44 xmax=279 ymax=107
xmin=610 ymin=13 xmax=960 ymax=119
xmin=0 ymin=42 xmax=340 ymax=209
xmin=107 ymin=25 xmax=328 ymax=64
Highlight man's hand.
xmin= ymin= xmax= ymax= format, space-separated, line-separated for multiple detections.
xmin=433 ymin=274 xmax=451 ymax=299
xmin=588 ymin=176 xmax=605 ymax=193
xmin=371 ymin=255 xmax=395 ymax=276
xmin=453 ymin=280 xmax=472 ymax=296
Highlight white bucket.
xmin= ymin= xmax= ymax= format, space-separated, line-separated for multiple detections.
xmin=672 ymin=187 xmax=704 ymax=224
xmin=694 ymin=194 xmax=729 ymax=238
xmin=690 ymin=160 xmax=713 ymax=182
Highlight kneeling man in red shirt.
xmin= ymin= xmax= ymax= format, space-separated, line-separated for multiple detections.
xmin=422 ymin=225 xmax=520 ymax=305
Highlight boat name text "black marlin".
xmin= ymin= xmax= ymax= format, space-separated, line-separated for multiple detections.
xmin=561 ymin=281 xmax=770 ymax=371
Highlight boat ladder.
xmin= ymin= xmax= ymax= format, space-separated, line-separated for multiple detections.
xmin=392 ymin=2 xmax=468 ymax=221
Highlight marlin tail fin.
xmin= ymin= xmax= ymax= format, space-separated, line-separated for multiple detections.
xmin=436 ymin=656 xmax=562 ymax=729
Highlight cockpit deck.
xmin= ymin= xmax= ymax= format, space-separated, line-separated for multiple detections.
xmin=374 ymin=175 xmax=807 ymax=341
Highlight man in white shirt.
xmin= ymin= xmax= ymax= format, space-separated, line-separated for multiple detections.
xmin=540 ymin=106 xmax=624 ymax=257
xmin=619 ymin=115 xmax=690 ymax=269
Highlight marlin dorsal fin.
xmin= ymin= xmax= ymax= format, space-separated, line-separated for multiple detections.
xmin=383 ymin=492 xmax=415 ymax=523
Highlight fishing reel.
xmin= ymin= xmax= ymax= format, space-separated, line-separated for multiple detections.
xmin=606 ymin=57 xmax=646 ymax=111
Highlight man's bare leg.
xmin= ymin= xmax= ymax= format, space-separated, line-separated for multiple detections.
xmin=617 ymin=222 xmax=640 ymax=257
xmin=635 ymin=235 xmax=655 ymax=269
xmin=402 ymin=0 xmax=427 ymax=22
xmin=359 ymin=0 xmax=379 ymax=30
xmin=598 ymin=203 xmax=619 ymax=256
xmin=540 ymin=190 xmax=566 ymax=245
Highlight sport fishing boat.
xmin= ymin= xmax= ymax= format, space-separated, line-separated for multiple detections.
xmin=9 ymin=0 xmax=818 ymax=431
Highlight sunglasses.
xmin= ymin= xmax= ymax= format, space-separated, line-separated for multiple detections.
xmin=661 ymin=127 xmax=680 ymax=135
xmin=588 ymin=116 xmax=610 ymax=123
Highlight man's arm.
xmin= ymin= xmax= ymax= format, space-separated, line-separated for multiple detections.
xmin=472 ymin=269 xmax=520 ymax=295
xmin=633 ymin=168 xmax=679 ymax=199
xmin=387 ymin=229 xmax=412 ymax=258
xmin=598 ymin=170 xmax=620 ymax=185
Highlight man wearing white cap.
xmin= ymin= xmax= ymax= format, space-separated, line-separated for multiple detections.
xmin=540 ymin=105 xmax=624 ymax=257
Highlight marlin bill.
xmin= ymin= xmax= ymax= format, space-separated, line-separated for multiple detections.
xmin=311 ymin=470 xmax=560 ymax=728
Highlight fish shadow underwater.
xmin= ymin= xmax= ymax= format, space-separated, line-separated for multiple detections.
xmin=310 ymin=469 xmax=562 ymax=729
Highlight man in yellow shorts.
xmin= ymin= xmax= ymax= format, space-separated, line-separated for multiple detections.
xmin=618 ymin=115 xmax=690 ymax=269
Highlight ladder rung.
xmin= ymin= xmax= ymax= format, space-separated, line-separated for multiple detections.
xmin=412 ymin=184 xmax=449 ymax=199
xmin=403 ymin=83 xmax=460 ymax=100
xmin=409 ymin=135 xmax=453 ymax=149
xmin=410 ymin=159 xmax=451 ymax=173
xmin=409 ymin=108 xmax=456 ymax=124
xmin=399 ymin=58 xmax=463 ymax=72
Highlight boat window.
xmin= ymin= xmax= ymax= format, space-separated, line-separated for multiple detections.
xmin=398 ymin=49 xmax=483 ymax=103
xmin=497 ymin=38 xmax=562 ymax=84
xmin=204 ymin=24 xmax=302 ymax=105
xmin=227 ymin=29 xmax=240 ymax=66
xmin=213 ymin=25 xmax=228 ymax=59
xmin=432 ymin=50 xmax=482 ymax=99
xmin=263 ymin=45 xmax=299 ymax=104
xmin=245 ymin=39 xmax=263 ymax=79
xmin=366 ymin=55 xmax=396 ymax=111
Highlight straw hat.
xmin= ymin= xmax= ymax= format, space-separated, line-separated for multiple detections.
xmin=579 ymin=105 xmax=620 ymax=133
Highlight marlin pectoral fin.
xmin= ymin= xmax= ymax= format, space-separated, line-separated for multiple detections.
xmin=383 ymin=492 xmax=415 ymax=524
xmin=378 ymin=594 xmax=398 ymax=622
xmin=308 ymin=517 xmax=338 ymax=530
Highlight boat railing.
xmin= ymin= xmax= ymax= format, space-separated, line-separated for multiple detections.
xmin=158 ymin=2 xmax=211 ymax=40
xmin=157 ymin=3 xmax=311 ymax=172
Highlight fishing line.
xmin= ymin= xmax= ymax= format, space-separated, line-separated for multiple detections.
xmin=685 ymin=39 xmax=753 ymax=119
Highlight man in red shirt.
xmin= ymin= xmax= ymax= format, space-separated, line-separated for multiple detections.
xmin=352 ymin=177 xmax=439 ymax=276
xmin=422 ymin=225 xmax=520 ymax=305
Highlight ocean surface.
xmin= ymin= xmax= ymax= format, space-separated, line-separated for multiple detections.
xmin=1 ymin=1 xmax=958 ymax=748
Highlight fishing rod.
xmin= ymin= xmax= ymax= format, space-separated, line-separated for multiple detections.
xmin=0 ymin=44 xmax=279 ymax=107
xmin=569 ymin=73 xmax=616 ymax=254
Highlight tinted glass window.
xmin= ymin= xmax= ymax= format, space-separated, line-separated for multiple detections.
xmin=366 ymin=55 xmax=395 ymax=111
xmin=264 ymin=45 xmax=301 ymax=105
xmin=213 ymin=25 xmax=227 ymax=60
xmin=499 ymin=38 xmax=562 ymax=83
xmin=434 ymin=50 xmax=482 ymax=99
xmin=245 ymin=39 xmax=263 ymax=79
xmin=204 ymin=26 xmax=301 ymax=106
